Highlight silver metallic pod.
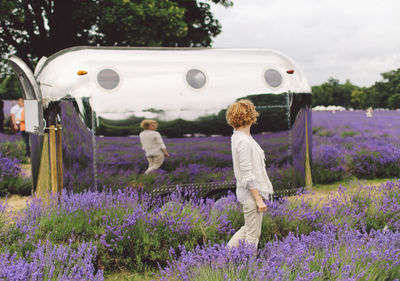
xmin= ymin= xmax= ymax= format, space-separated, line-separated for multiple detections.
xmin=9 ymin=47 xmax=312 ymax=197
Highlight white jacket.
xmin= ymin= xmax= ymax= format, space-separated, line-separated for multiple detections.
xmin=231 ymin=130 xmax=273 ymax=202
xmin=139 ymin=130 xmax=166 ymax=157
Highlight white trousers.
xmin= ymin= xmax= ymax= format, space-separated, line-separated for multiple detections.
xmin=227 ymin=196 xmax=263 ymax=249
xmin=144 ymin=153 xmax=165 ymax=174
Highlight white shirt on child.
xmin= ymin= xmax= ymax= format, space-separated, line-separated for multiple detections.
xmin=139 ymin=130 xmax=166 ymax=157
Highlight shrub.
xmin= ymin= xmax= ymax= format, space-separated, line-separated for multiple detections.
xmin=0 ymin=138 xmax=28 ymax=163
xmin=0 ymin=241 xmax=103 ymax=280
xmin=348 ymin=147 xmax=400 ymax=179
xmin=312 ymin=145 xmax=345 ymax=183
xmin=0 ymin=152 xmax=31 ymax=196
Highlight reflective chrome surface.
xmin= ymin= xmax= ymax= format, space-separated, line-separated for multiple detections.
xmin=10 ymin=47 xmax=312 ymax=196
xmin=50 ymin=92 xmax=312 ymax=195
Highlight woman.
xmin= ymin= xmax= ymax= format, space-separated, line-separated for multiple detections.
xmin=226 ymin=99 xmax=273 ymax=249
xmin=139 ymin=120 xmax=169 ymax=174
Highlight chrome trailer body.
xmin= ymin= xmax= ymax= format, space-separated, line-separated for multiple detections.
xmin=9 ymin=47 xmax=312 ymax=198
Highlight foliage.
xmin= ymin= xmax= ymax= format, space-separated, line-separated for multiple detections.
xmin=0 ymin=240 xmax=103 ymax=280
xmin=311 ymin=78 xmax=359 ymax=108
xmin=350 ymin=88 xmax=368 ymax=109
xmin=311 ymin=145 xmax=345 ymax=184
xmin=388 ymin=93 xmax=400 ymax=109
xmin=0 ymin=152 xmax=31 ymax=196
xmin=3 ymin=180 xmax=400 ymax=277
xmin=0 ymin=75 xmax=20 ymax=99
xmin=348 ymin=148 xmax=400 ymax=179
xmin=0 ymin=0 xmax=233 ymax=72
xmin=312 ymin=111 xmax=400 ymax=183
xmin=0 ymin=139 xmax=28 ymax=162
xmin=313 ymin=68 xmax=400 ymax=109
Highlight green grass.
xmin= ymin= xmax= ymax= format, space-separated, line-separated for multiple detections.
xmin=312 ymin=176 xmax=397 ymax=193
xmin=105 ymin=271 xmax=156 ymax=281
xmin=340 ymin=131 xmax=359 ymax=138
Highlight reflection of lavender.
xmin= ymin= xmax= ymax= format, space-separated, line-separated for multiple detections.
xmin=95 ymin=132 xmax=292 ymax=192
xmin=291 ymin=108 xmax=311 ymax=187
xmin=59 ymin=101 xmax=95 ymax=192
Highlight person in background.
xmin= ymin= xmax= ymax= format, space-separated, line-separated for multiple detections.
xmin=10 ymin=98 xmax=30 ymax=156
xmin=366 ymin=107 xmax=373 ymax=118
xmin=0 ymin=100 xmax=4 ymax=133
xmin=225 ymin=99 xmax=273 ymax=249
xmin=139 ymin=119 xmax=169 ymax=174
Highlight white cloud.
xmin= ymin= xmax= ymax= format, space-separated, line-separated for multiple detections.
xmin=210 ymin=0 xmax=400 ymax=86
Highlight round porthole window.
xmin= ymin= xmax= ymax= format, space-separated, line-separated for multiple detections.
xmin=264 ymin=69 xmax=282 ymax=88
xmin=186 ymin=69 xmax=207 ymax=89
xmin=97 ymin=69 xmax=120 ymax=90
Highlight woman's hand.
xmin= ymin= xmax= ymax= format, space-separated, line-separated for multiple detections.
xmin=256 ymin=199 xmax=267 ymax=212
xmin=249 ymin=189 xmax=267 ymax=212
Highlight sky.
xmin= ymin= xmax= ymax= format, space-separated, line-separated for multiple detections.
xmin=209 ymin=0 xmax=400 ymax=87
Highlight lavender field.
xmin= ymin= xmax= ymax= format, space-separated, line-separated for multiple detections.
xmin=0 ymin=180 xmax=399 ymax=280
xmin=1 ymin=111 xmax=400 ymax=280
xmin=312 ymin=110 xmax=400 ymax=183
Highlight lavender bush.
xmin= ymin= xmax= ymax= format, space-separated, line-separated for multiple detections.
xmin=2 ymin=179 xmax=398 ymax=275
xmin=0 ymin=240 xmax=103 ymax=280
xmin=0 ymin=132 xmax=27 ymax=162
xmin=0 ymin=152 xmax=30 ymax=196
xmin=158 ymin=227 xmax=400 ymax=281
xmin=313 ymin=111 xmax=400 ymax=182
xmin=311 ymin=144 xmax=345 ymax=183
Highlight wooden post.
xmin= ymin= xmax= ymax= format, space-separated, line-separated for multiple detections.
xmin=56 ymin=124 xmax=63 ymax=193
xmin=36 ymin=133 xmax=51 ymax=199
xmin=49 ymin=125 xmax=58 ymax=194
xmin=305 ymin=112 xmax=313 ymax=189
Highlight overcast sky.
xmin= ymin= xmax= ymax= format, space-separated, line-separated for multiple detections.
xmin=210 ymin=0 xmax=400 ymax=87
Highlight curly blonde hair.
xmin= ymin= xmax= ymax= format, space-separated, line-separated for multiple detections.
xmin=226 ymin=99 xmax=259 ymax=129
xmin=140 ymin=119 xmax=158 ymax=129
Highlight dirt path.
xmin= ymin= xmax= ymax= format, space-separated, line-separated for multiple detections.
xmin=20 ymin=163 xmax=32 ymax=178
xmin=1 ymin=194 xmax=30 ymax=213
xmin=1 ymin=163 xmax=32 ymax=214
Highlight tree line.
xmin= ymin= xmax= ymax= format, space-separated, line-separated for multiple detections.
xmin=312 ymin=68 xmax=400 ymax=109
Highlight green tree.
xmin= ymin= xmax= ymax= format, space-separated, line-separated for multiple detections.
xmin=388 ymin=93 xmax=400 ymax=109
xmin=363 ymin=68 xmax=400 ymax=108
xmin=0 ymin=75 xmax=21 ymax=99
xmin=381 ymin=68 xmax=400 ymax=94
xmin=350 ymin=88 xmax=368 ymax=109
xmin=0 ymin=0 xmax=233 ymax=72
xmin=312 ymin=78 xmax=358 ymax=108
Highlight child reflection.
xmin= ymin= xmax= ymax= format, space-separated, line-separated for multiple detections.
xmin=139 ymin=119 xmax=169 ymax=174
xmin=226 ymin=99 xmax=273 ymax=249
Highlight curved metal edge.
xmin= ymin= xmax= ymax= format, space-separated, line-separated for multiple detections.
xmin=34 ymin=56 xmax=48 ymax=78
xmin=8 ymin=55 xmax=43 ymax=100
